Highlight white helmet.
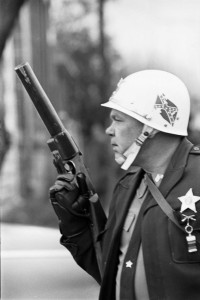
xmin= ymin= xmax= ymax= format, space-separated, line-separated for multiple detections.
xmin=101 ymin=70 xmax=190 ymax=136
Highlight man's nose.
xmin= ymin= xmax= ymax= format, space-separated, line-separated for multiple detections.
xmin=105 ymin=124 xmax=114 ymax=136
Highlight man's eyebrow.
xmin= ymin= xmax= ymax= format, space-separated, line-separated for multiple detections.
xmin=110 ymin=112 xmax=117 ymax=119
xmin=110 ymin=110 xmax=119 ymax=117
xmin=110 ymin=111 xmax=123 ymax=119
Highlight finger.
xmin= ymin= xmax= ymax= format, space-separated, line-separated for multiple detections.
xmin=54 ymin=180 xmax=74 ymax=191
xmin=72 ymin=195 xmax=89 ymax=211
xmin=49 ymin=183 xmax=67 ymax=195
xmin=50 ymin=180 xmax=76 ymax=196
xmin=76 ymin=173 xmax=89 ymax=196
xmin=57 ymin=174 xmax=74 ymax=183
xmin=55 ymin=188 xmax=80 ymax=206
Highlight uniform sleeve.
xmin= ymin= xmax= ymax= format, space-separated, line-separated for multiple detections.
xmin=60 ymin=227 xmax=102 ymax=284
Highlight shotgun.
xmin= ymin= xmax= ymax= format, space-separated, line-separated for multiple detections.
xmin=15 ymin=62 xmax=106 ymax=277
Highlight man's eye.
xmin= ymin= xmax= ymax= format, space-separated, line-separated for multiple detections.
xmin=113 ymin=116 xmax=122 ymax=122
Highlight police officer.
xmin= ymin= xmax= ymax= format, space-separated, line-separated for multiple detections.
xmin=50 ymin=70 xmax=200 ymax=300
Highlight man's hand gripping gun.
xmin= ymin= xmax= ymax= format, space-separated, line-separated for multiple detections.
xmin=15 ymin=62 xmax=106 ymax=277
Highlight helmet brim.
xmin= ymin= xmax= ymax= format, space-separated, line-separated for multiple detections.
xmin=101 ymin=101 xmax=188 ymax=136
xmin=101 ymin=101 xmax=150 ymax=125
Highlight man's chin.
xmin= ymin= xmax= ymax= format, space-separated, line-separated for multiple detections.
xmin=114 ymin=153 xmax=126 ymax=165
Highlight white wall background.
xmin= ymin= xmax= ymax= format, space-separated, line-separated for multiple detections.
xmin=105 ymin=0 xmax=200 ymax=101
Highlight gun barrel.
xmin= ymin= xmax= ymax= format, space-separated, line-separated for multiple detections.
xmin=15 ymin=62 xmax=64 ymax=137
xmin=15 ymin=62 xmax=106 ymax=277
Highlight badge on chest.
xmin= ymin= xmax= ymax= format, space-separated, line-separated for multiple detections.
xmin=178 ymin=189 xmax=200 ymax=253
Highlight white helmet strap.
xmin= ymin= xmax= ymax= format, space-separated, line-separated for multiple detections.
xmin=120 ymin=125 xmax=156 ymax=170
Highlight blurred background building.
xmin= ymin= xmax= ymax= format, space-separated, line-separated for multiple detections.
xmin=0 ymin=0 xmax=200 ymax=227
xmin=0 ymin=0 xmax=59 ymax=226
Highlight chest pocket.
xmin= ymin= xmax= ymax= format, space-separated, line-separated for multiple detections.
xmin=168 ymin=219 xmax=200 ymax=263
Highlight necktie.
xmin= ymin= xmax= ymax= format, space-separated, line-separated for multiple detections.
xmin=120 ymin=194 xmax=149 ymax=299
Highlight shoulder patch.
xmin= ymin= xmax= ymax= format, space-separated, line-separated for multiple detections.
xmin=190 ymin=145 xmax=200 ymax=154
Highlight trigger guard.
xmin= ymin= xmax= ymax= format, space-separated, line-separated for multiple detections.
xmin=64 ymin=160 xmax=76 ymax=174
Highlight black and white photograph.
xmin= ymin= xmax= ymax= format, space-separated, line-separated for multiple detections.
xmin=1 ymin=0 xmax=200 ymax=299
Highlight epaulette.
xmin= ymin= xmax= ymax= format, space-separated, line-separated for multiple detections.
xmin=190 ymin=145 xmax=200 ymax=154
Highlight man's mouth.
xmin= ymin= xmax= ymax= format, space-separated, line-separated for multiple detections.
xmin=111 ymin=142 xmax=117 ymax=147
xmin=111 ymin=143 xmax=118 ymax=151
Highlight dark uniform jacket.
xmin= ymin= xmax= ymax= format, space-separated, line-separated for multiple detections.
xmin=61 ymin=138 xmax=200 ymax=300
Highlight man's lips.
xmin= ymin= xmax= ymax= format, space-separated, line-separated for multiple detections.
xmin=111 ymin=143 xmax=118 ymax=151
xmin=111 ymin=142 xmax=117 ymax=147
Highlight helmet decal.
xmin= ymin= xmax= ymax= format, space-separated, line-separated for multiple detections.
xmin=154 ymin=94 xmax=178 ymax=126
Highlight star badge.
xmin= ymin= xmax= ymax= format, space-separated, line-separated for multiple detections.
xmin=178 ymin=188 xmax=200 ymax=213
xmin=126 ymin=260 xmax=133 ymax=268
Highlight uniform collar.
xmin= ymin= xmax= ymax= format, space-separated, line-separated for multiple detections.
xmin=143 ymin=138 xmax=194 ymax=214
xmin=159 ymin=138 xmax=193 ymax=196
